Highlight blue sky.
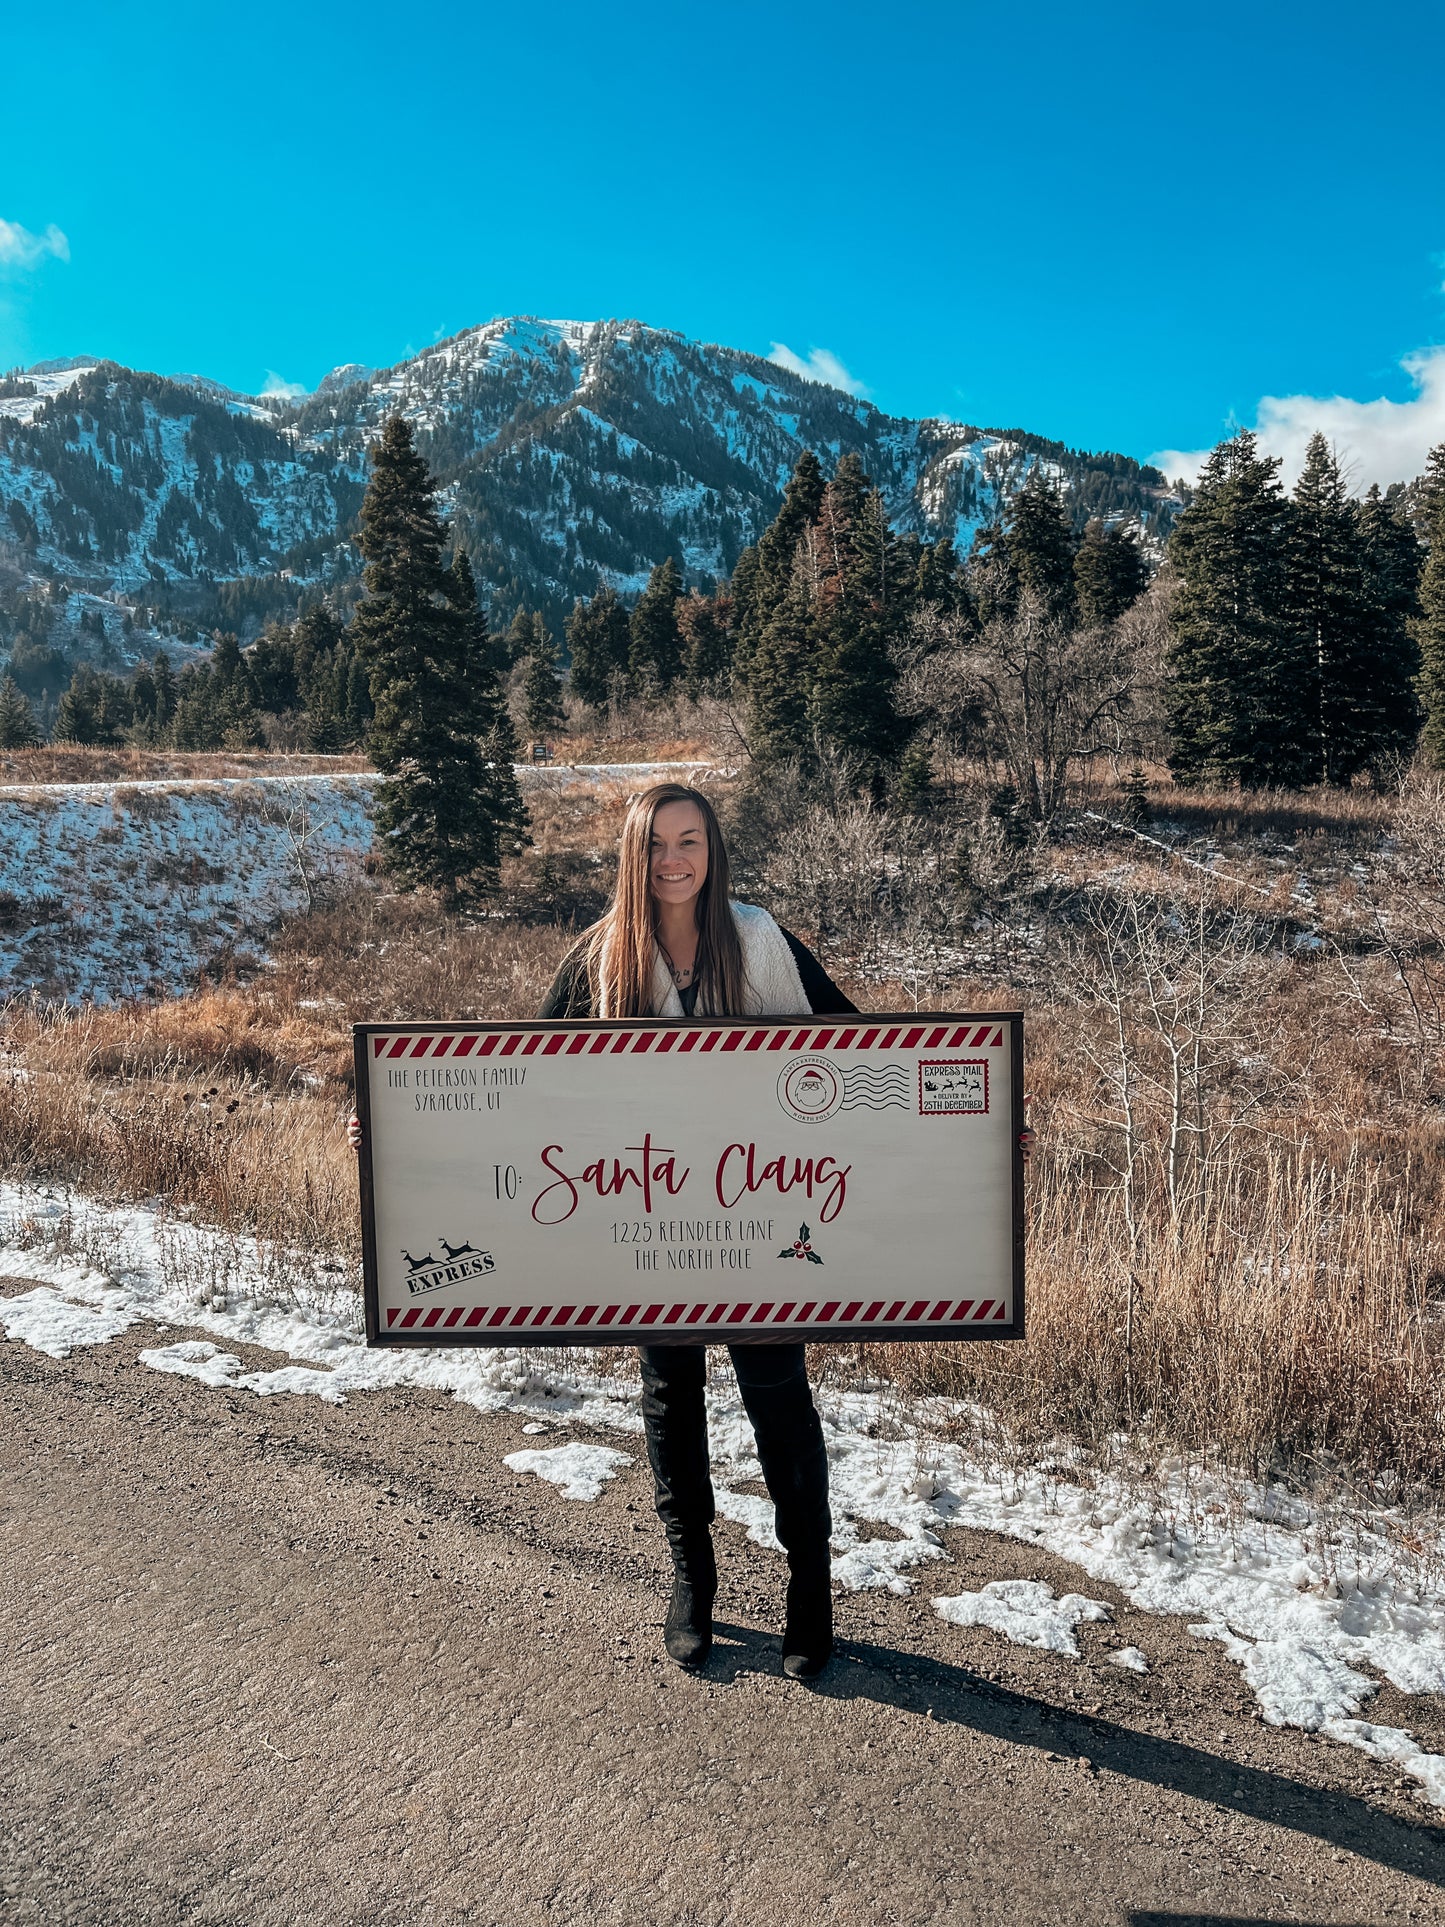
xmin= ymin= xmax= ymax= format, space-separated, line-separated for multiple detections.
xmin=3 ymin=0 xmax=1444 ymax=483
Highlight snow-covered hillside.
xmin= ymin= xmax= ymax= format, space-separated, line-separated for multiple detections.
xmin=0 ymin=319 xmax=1177 ymax=630
xmin=0 ymin=775 xmax=375 ymax=1000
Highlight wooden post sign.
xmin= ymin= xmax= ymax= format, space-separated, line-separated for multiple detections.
xmin=355 ymin=1014 xmax=1024 ymax=1348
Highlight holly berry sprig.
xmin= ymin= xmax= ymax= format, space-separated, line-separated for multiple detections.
xmin=779 ymin=1223 xmax=823 ymax=1265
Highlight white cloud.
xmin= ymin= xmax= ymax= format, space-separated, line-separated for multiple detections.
xmin=0 ymin=218 xmax=70 ymax=273
xmin=260 ymin=370 xmax=309 ymax=400
xmin=767 ymin=341 xmax=870 ymax=398
xmin=1150 ymin=345 xmax=1445 ymax=493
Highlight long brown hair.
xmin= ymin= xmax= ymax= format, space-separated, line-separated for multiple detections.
xmin=584 ymin=783 xmax=747 ymax=1017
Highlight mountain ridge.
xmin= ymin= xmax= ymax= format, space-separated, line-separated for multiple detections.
xmin=0 ymin=316 xmax=1178 ymax=645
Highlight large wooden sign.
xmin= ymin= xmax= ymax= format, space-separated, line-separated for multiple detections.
xmin=355 ymin=1014 xmax=1024 ymax=1347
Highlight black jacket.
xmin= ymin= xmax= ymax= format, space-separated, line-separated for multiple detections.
xmin=539 ymin=926 xmax=857 ymax=1019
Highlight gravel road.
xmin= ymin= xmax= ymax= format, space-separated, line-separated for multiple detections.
xmin=2 ymin=1286 xmax=1443 ymax=1927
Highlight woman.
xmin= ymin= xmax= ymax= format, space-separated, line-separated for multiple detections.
xmin=539 ymin=781 xmax=856 ymax=1680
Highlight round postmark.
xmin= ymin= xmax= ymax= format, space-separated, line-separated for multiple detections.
xmin=777 ymin=1055 xmax=843 ymax=1124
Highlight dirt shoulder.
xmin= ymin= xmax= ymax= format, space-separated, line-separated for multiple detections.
xmin=2 ymin=1305 xmax=1443 ymax=1927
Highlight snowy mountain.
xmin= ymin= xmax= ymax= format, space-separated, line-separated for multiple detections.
xmin=0 ymin=317 xmax=1175 ymax=635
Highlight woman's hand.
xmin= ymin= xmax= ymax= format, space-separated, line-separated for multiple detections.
xmin=1019 ymin=1092 xmax=1036 ymax=1164
xmin=347 ymin=1114 xmax=364 ymax=1152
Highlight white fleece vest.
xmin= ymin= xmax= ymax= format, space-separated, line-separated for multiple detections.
xmin=602 ymin=901 xmax=811 ymax=1019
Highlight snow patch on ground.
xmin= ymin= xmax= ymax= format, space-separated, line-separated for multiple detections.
xmin=932 ymin=1579 xmax=1111 ymax=1657
xmin=3 ymin=1180 xmax=1444 ymax=1803
xmin=503 ymin=1443 xmax=633 ymax=1501
xmin=139 ymin=1338 xmax=347 ymax=1403
xmin=1108 ymin=1646 xmax=1150 ymax=1674
xmin=0 ymin=1284 xmax=138 ymax=1357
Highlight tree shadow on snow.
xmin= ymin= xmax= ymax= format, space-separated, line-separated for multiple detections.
xmin=706 ymin=1622 xmax=1445 ymax=1893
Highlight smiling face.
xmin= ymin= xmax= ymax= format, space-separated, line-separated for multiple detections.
xmin=648 ymin=798 xmax=710 ymax=909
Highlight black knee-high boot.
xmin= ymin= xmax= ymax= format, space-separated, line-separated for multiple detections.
xmin=638 ymin=1345 xmax=717 ymax=1667
xmin=732 ymin=1345 xmax=834 ymax=1679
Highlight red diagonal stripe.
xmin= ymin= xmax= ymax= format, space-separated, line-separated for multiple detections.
xmin=817 ymin=1301 xmax=840 ymax=1320
xmin=862 ymin=1301 xmax=884 ymax=1320
xmin=521 ymin=1035 xmax=544 ymax=1055
xmin=656 ymin=1032 xmax=678 ymax=1051
xmin=598 ymin=1305 xmax=618 ymax=1325
xmin=543 ymin=1034 xmax=566 ymax=1055
xmin=386 ymin=1037 xmax=408 ymax=1058
xmin=993 ymin=1300 xmax=1008 ymax=1319
xmin=486 ymin=1307 xmax=509 ymax=1327
xmin=700 ymin=1032 xmax=722 ymax=1051
xmin=444 ymin=1306 xmax=464 ymax=1327
xmin=386 ymin=1305 xmax=398 ymax=1324
xmin=885 ymin=1300 xmax=904 ymax=1320
xmin=795 ymin=1302 xmax=816 ymax=1321
xmin=589 ymin=1033 xmax=611 ymax=1053
xmin=726 ymin=1304 xmax=752 ymax=1323
xmin=465 ymin=1307 xmax=487 ymax=1327
xmin=639 ymin=1304 xmax=663 ymax=1325
xmin=399 ymin=1308 xmax=420 ymax=1328
xmin=618 ymin=1305 xmax=639 ymax=1325
xmin=509 ymin=1307 xmax=530 ymax=1326
xmin=774 ymin=1302 xmax=795 ymax=1321
xmin=679 ymin=1032 xmax=702 ymax=1051
xmin=880 ymin=1028 xmax=901 ymax=1048
xmin=612 ymin=1034 xmax=632 ymax=1053
xmin=631 ymin=1033 xmax=653 ymax=1052
xmin=373 ymin=1037 xmax=387 ymax=1058
xmin=551 ymin=1306 xmax=575 ymax=1325
xmin=954 ymin=1300 xmax=975 ymax=1321
xmin=706 ymin=1303 xmax=728 ymax=1324
xmin=973 ymin=1300 xmax=996 ymax=1321
xmin=925 ymin=1025 xmax=947 ymax=1047
xmin=749 ymin=1303 xmax=774 ymax=1322
xmin=928 ymin=1300 xmax=952 ymax=1320
xmin=455 ymin=1035 xmax=479 ymax=1058
xmin=901 ymin=1027 xmax=925 ymax=1048
xmin=858 ymin=1028 xmax=880 ymax=1048
xmin=433 ymin=1034 xmax=456 ymax=1056
xmin=567 ymin=1034 xmax=589 ymax=1053
xmin=721 ymin=1030 xmax=745 ymax=1052
xmin=907 ymin=1300 xmax=928 ymax=1320
xmin=409 ymin=1037 xmax=432 ymax=1058
xmin=745 ymin=1031 xmax=767 ymax=1051
xmin=663 ymin=1304 xmax=685 ymax=1324
xmin=812 ymin=1029 xmax=835 ymax=1050
xmin=768 ymin=1030 xmax=791 ymax=1050
xmin=834 ymin=1028 xmax=858 ymax=1049
xmin=685 ymin=1303 xmax=707 ymax=1323
xmin=422 ymin=1307 xmax=443 ymax=1327
xmin=479 ymin=1034 xmax=500 ymax=1056
xmin=530 ymin=1306 xmax=551 ymax=1325
xmin=574 ymin=1305 xmax=597 ymax=1326
xmin=840 ymin=1300 xmax=862 ymax=1320
xmin=501 ymin=1035 xmax=523 ymax=1056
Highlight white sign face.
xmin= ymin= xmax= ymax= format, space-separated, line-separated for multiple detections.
xmin=357 ymin=1015 xmax=1023 ymax=1347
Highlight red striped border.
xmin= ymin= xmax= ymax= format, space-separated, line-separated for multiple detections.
xmin=372 ymin=1021 xmax=1008 ymax=1061
xmin=384 ymin=1296 xmax=1010 ymax=1332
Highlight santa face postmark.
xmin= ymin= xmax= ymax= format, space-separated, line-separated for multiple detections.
xmin=777 ymin=1056 xmax=844 ymax=1123
xmin=918 ymin=1060 xmax=988 ymax=1115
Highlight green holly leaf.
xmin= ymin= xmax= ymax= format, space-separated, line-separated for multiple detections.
xmin=778 ymin=1246 xmax=795 ymax=1258
xmin=806 ymin=1251 xmax=824 ymax=1265
xmin=798 ymin=1223 xmax=811 ymax=1244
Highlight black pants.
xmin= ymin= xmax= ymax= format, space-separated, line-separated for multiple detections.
xmin=638 ymin=1344 xmax=831 ymax=1568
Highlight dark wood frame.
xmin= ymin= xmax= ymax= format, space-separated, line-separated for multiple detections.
xmin=354 ymin=1013 xmax=1025 ymax=1349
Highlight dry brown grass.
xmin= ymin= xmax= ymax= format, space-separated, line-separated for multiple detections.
xmin=3 ymin=764 xmax=1444 ymax=1510
xmin=0 ymin=746 xmax=371 ymax=787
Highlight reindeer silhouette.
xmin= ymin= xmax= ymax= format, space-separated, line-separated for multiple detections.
xmin=401 ymin=1249 xmax=438 ymax=1273
xmin=439 ymin=1236 xmax=479 ymax=1261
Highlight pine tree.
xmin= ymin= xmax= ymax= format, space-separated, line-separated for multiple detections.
xmin=1165 ymin=432 xmax=1311 ymax=787
xmin=351 ymin=414 xmax=523 ymax=908
xmin=733 ymin=452 xmax=826 ymax=676
xmin=808 ymin=485 xmax=909 ymax=791
xmin=150 ymin=651 xmax=177 ymax=729
xmin=628 ymin=556 xmax=685 ymax=693
xmin=53 ymin=670 xmax=98 ymax=744
xmin=892 ymin=739 xmax=936 ymax=814
xmin=0 ymin=674 xmax=41 ymax=748
xmin=1074 ymin=519 xmax=1146 ymax=628
xmin=520 ymin=611 xmax=565 ymax=737
xmin=677 ymin=590 xmax=733 ymax=695
xmin=1417 ymin=443 xmax=1445 ymax=768
xmin=1121 ymin=765 xmax=1152 ymax=828
xmin=975 ymin=469 xmax=1077 ymax=625
xmin=565 ymin=586 xmax=631 ymax=707
xmin=1285 ymin=435 xmax=1420 ymax=784
xmin=449 ymin=547 xmax=526 ymax=848
xmin=1356 ymin=485 xmax=1422 ymax=775
xmin=746 ymin=556 xmax=817 ymax=765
